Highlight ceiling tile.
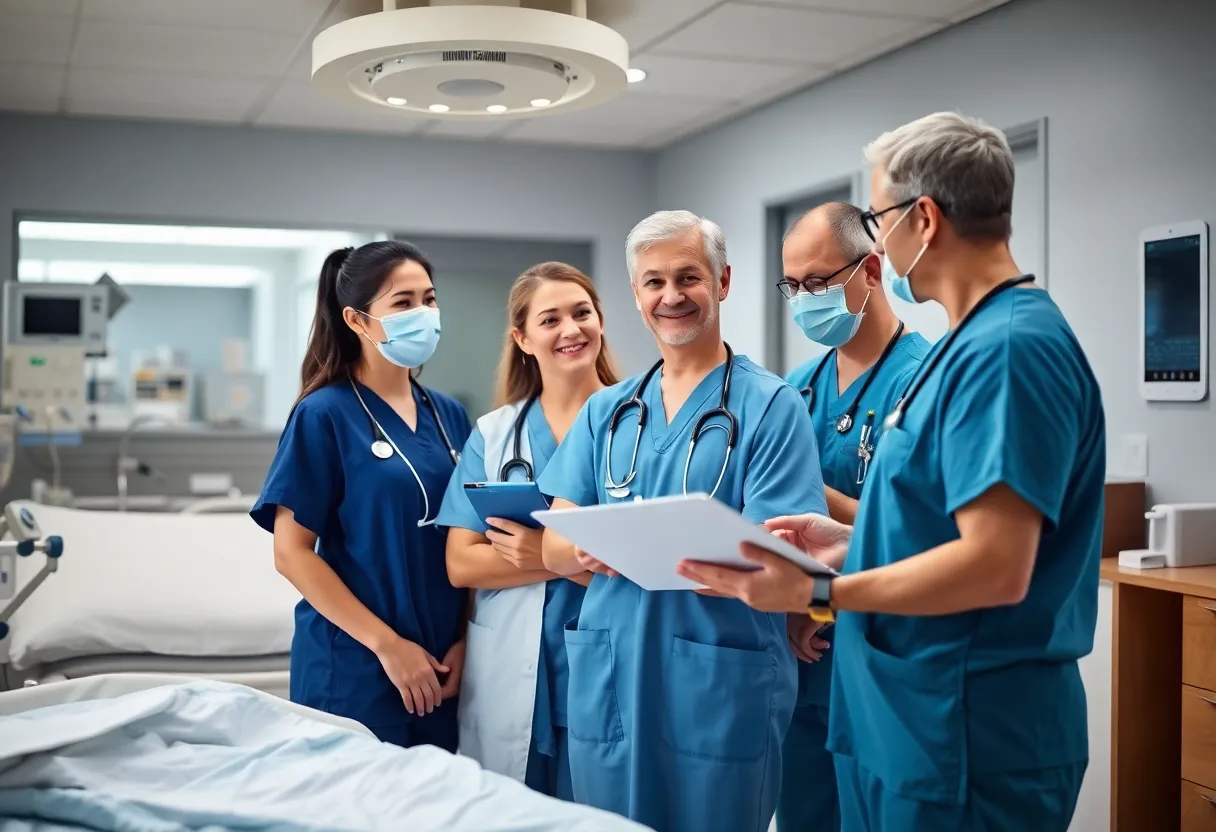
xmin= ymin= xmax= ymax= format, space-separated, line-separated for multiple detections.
xmin=73 ymin=20 xmax=302 ymax=78
xmin=0 ymin=0 xmax=78 ymax=14
xmin=652 ymin=2 xmax=917 ymax=65
xmin=0 ymin=61 xmax=66 ymax=113
xmin=420 ymin=119 xmax=516 ymax=140
xmin=630 ymin=53 xmax=821 ymax=101
xmin=508 ymin=90 xmax=724 ymax=148
xmin=67 ymin=69 xmax=263 ymax=121
xmin=81 ymin=0 xmax=332 ymax=33
xmin=0 ymin=13 xmax=76 ymax=64
xmin=588 ymin=0 xmax=724 ymax=51
xmin=256 ymin=81 xmax=431 ymax=135
xmin=750 ymin=0 xmax=987 ymax=20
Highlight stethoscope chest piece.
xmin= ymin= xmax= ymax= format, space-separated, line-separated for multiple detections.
xmin=371 ymin=439 xmax=394 ymax=459
xmin=835 ymin=413 xmax=853 ymax=434
xmin=607 ymin=484 xmax=632 ymax=499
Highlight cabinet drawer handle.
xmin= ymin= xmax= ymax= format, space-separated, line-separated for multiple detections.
xmin=1205 ymin=794 xmax=1216 ymax=807
xmin=1202 ymin=697 xmax=1216 ymax=707
xmin=1202 ymin=604 xmax=1216 ymax=613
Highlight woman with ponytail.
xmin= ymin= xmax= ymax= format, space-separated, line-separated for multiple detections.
xmin=251 ymin=241 xmax=472 ymax=751
xmin=435 ymin=262 xmax=619 ymax=798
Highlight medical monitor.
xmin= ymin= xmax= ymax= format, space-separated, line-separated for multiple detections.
xmin=1140 ymin=221 xmax=1209 ymax=402
xmin=4 ymin=282 xmax=110 ymax=356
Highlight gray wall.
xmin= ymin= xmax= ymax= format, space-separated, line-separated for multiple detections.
xmin=655 ymin=0 xmax=1216 ymax=507
xmin=0 ymin=114 xmax=657 ymax=376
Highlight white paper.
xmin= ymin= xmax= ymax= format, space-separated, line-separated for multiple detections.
xmin=532 ymin=493 xmax=837 ymax=591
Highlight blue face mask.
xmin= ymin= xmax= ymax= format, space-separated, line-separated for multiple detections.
xmin=880 ymin=203 xmax=929 ymax=305
xmin=362 ymin=305 xmax=441 ymax=368
xmin=788 ymin=261 xmax=868 ymax=348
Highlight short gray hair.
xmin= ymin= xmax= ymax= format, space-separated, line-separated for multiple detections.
xmin=784 ymin=202 xmax=873 ymax=263
xmin=864 ymin=112 xmax=1014 ymax=240
xmin=625 ymin=210 xmax=727 ymax=282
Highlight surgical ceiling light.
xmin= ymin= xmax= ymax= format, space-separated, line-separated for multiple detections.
xmin=311 ymin=0 xmax=630 ymax=121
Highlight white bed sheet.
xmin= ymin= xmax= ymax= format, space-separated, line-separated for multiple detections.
xmin=0 ymin=679 xmax=651 ymax=831
xmin=6 ymin=501 xmax=298 ymax=670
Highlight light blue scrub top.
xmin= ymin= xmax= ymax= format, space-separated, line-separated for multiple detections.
xmin=251 ymin=382 xmax=472 ymax=748
xmin=785 ymin=333 xmax=929 ymax=706
xmin=435 ymin=402 xmax=584 ymax=758
xmin=537 ymin=354 xmax=828 ymax=832
xmin=827 ymin=288 xmax=1106 ymax=805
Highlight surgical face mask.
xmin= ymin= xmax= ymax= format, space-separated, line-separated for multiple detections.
xmin=880 ymin=204 xmax=929 ymax=305
xmin=362 ymin=305 xmax=441 ymax=368
xmin=787 ymin=261 xmax=869 ymax=348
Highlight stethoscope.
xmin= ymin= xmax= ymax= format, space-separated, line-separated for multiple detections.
xmin=885 ymin=275 xmax=1036 ymax=431
xmin=499 ymin=394 xmax=539 ymax=482
xmin=604 ymin=343 xmax=738 ymax=500
xmin=802 ymin=321 xmax=906 ymax=434
xmin=350 ymin=378 xmax=461 ymax=527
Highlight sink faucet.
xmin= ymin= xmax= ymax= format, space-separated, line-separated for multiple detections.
xmin=117 ymin=415 xmax=169 ymax=511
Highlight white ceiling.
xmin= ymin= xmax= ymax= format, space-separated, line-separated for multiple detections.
xmin=0 ymin=0 xmax=1011 ymax=149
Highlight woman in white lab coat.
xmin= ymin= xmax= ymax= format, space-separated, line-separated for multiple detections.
xmin=435 ymin=262 xmax=619 ymax=797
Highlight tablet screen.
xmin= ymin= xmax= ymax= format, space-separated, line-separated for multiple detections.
xmin=1144 ymin=234 xmax=1202 ymax=383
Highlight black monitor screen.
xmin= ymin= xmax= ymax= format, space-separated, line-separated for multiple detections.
xmin=22 ymin=296 xmax=82 ymax=337
xmin=1144 ymin=234 xmax=1202 ymax=382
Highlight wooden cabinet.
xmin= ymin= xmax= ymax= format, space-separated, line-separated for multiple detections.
xmin=1106 ymin=562 xmax=1216 ymax=831
xmin=1180 ymin=780 xmax=1216 ymax=832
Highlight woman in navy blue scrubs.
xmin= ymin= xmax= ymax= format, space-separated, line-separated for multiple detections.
xmin=251 ymin=241 xmax=472 ymax=749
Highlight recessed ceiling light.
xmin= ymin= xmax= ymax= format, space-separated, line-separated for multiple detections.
xmin=530 ymin=98 xmax=551 ymax=108
xmin=486 ymin=104 xmax=508 ymax=114
xmin=429 ymin=103 xmax=450 ymax=113
xmin=386 ymin=96 xmax=407 ymax=106
xmin=626 ymin=68 xmax=647 ymax=83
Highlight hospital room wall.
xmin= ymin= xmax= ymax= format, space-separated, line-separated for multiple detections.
xmin=0 ymin=113 xmax=658 ymax=380
xmin=655 ymin=0 xmax=1216 ymax=829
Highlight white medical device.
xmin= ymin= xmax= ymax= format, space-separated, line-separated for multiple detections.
xmin=1119 ymin=502 xmax=1216 ymax=570
xmin=1139 ymin=221 xmax=1209 ymax=402
xmin=0 ymin=502 xmax=65 ymax=638
xmin=3 ymin=282 xmax=110 ymax=356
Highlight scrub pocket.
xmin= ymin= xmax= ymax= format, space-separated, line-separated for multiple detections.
xmin=562 ymin=622 xmax=624 ymax=744
xmin=663 ymin=636 xmax=775 ymax=762
xmin=848 ymin=631 xmax=966 ymax=805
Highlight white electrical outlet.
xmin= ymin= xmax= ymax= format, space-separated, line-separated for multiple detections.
xmin=1119 ymin=433 xmax=1148 ymax=479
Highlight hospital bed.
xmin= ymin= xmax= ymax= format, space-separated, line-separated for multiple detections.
xmin=2 ymin=501 xmax=295 ymax=693
xmin=0 ymin=674 xmax=650 ymax=831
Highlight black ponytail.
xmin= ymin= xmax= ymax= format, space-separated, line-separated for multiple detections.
xmin=297 ymin=240 xmax=435 ymax=403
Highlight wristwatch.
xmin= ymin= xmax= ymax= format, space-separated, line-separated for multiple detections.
xmin=806 ymin=575 xmax=836 ymax=624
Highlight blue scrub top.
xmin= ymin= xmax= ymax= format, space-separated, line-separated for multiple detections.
xmin=435 ymin=401 xmax=584 ymax=758
xmin=827 ymin=287 xmax=1105 ymax=805
xmin=251 ymin=381 xmax=472 ymax=740
xmin=785 ymin=333 xmax=929 ymax=707
xmin=537 ymin=354 xmax=828 ymax=830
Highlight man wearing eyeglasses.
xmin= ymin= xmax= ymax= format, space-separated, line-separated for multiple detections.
xmin=679 ymin=112 xmax=1102 ymax=831
xmin=775 ymin=202 xmax=928 ymax=832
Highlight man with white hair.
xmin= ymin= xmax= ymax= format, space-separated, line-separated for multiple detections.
xmin=537 ymin=210 xmax=828 ymax=831
xmin=679 ymin=114 xmax=1104 ymax=830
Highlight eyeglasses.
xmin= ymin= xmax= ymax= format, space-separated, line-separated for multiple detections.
xmin=859 ymin=197 xmax=919 ymax=241
xmin=776 ymin=255 xmax=865 ymax=299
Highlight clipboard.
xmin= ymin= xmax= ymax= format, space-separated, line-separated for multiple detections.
xmin=531 ymin=493 xmax=837 ymax=591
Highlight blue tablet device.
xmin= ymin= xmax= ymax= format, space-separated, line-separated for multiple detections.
xmin=463 ymin=481 xmax=551 ymax=530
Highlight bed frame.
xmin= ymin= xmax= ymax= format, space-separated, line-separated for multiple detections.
xmin=5 ymin=653 xmax=290 ymax=698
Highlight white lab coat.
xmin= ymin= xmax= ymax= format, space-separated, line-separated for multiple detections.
xmin=456 ymin=400 xmax=545 ymax=784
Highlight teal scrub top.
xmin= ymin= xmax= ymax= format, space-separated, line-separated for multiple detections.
xmin=435 ymin=402 xmax=583 ymax=758
xmin=826 ymin=287 xmax=1106 ymax=805
xmin=536 ymin=354 xmax=828 ymax=831
xmin=784 ymin=332 xmax=929 ymax=707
